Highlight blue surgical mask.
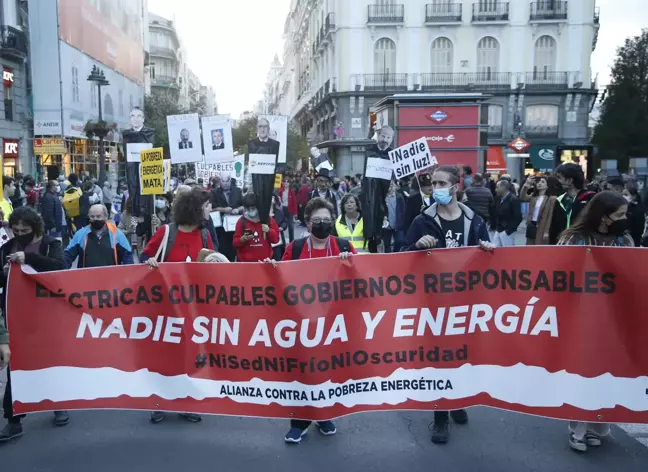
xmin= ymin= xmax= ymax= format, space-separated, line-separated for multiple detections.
xmin=246 ymin=209 xmax=259 ymax=219
xmin=432 ymin=188 xmax=453 ymax=205
xmin=155 ymin=199 xmax=166 ymax=209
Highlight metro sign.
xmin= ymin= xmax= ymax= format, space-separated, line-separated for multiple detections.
xmin=507 ymin=137 xmax=531 ymax=153
xmin=430 ymin=110 xmax=448 ymax=123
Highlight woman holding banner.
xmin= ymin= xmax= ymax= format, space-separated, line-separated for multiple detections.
xmin=557 ymin=190 xmax=633 ymax=452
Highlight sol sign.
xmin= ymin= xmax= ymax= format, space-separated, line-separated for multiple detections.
xmin=3 ymin=139 xmax=18 ymax=157
xmin=507 ymin=137 xmax=531 ymax=153
xmin=3 ymin=67 xmax=13 ymax=87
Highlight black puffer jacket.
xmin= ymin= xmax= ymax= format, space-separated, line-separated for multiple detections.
xmin=465 ymin=185 xmax=494 ymax=223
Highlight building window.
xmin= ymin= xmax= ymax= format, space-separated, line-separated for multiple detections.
xmin=488 ymin=104 xmax=503 ymax=135
xmin=430 ymin=37 xmax=453 ymax=74
xmin=150 ymin=63 xmax=156 ymax=80
xmin=525 ymin=104 xmax=559 ymax=135
xmin=4 ymin=82 xmax=13 ymax=121
xmin=71 ymin=66 xmax=79 ymax=103
xmin=476 ymin=36 xmax=500 ymax=80
xmin=533 ymin=35 xmax=557 ymax=79
xmin=91 ymin=83 xmax=98 ymax=109
xmin=119 ymin=90 xmax=124 ymax=117
xmin=373 ymin=38 xmax=397 ymax=74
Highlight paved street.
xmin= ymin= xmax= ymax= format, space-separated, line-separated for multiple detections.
xmin=0 ymin=407 xmax=647 ymax=471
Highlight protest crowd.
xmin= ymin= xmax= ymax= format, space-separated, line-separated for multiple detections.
xmin=0 ymin=123 xmax=645 ymax=457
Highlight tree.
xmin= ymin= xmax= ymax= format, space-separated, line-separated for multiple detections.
xmin=144 ymin=93 xmax=183 ymax=157
xmin=232 ymin=115 xmax=310 ymax=170
xmin=592 ymin=30 xmax=648 ymax=170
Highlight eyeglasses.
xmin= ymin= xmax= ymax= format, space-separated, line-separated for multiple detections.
xmin=310 ymin=218 xmax=332 ymax=224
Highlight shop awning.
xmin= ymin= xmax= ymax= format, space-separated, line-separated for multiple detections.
xmin=486 ymin=146 xmax=507 ymax=171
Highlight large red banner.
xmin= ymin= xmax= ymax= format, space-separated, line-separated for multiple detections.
xmin=6 ymin=248 xmax=648 ymax=423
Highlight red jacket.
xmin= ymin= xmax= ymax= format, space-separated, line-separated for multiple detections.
xmin=297 ymin=185 xmax=312 ymax=206
xmin=278 ymin=184 xmax=298 ymax=215
xmin=233 ymin=216 xmax=280 ymax=262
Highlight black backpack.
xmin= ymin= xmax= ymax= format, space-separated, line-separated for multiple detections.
xmin=290 ymin=236 xmax=350 ymax=260
xmin=161 ymin=223 xmax=210 ymax=262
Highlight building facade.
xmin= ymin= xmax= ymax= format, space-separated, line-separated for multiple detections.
xmin=0 ymin=0 xmax=31 ymax=176
xmin=148 ymin=12 xmax=182 ymax=103
xmin=29 ymin=0 xmax=147 ymax=180
xmin=267 ymin=0 xmax=600 ymax=178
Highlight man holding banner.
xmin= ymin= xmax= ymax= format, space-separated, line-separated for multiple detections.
xmin=403 ymin=165 xmax=493 ymax=444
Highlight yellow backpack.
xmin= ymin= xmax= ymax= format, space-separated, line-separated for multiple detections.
xmin=62 ymin=187 xmax=83 ymax=217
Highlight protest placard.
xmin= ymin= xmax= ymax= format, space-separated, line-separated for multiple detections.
xmin=139 ymin=148 xmax=164 ymax=195
xmin=389 ymin=137 xmax=438 ymax=179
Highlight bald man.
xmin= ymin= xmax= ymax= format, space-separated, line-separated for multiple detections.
xmin=248 ymin=117 xmax=280 ymax=156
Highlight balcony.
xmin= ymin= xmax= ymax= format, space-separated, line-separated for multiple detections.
xmin=151 ymin=75 xmax=180 ymax=88
xmin=425 ymin=3 xmax=462 ymax=23
xmin=420 ymin=72 xmax=512 ymax=91
xmin=530 ymin=1 xmax=568 ymax=21
xmin=488 ymin=125 xmax=503 ymax=138
xmin=363 ymin=73 xmax=408 ymax=91
xmin=525 ymin=125 xmax=559 ymax=138
xmin=368 ymin=4 xmax=405 ymax=24
xmin=524 ymin=71 xmax=569 ymax=89
xmin=0 ymin=26 xmax=27 ymax=60
xmin=149 ymin=45 xmax=177 ymax=60
xmin=325 ymin=12 xmax=336 ymax=36
xmin=472 ymin=2 xmax=509 ymax=22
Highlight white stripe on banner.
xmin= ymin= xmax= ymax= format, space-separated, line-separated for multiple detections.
xmin=12 ymin=364 xmax=648 ymax=411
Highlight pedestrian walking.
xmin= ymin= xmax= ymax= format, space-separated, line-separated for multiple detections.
xmin=0 ymin=207 xmax=67 ymax=442
xmin=402 ymin=165 xmax=493 ymax=444
xmin=492 ymin=179 xmax=522 ymax=247
xmin=557 ymin=191 xmax=633 ymax=452
xmin=264 ymin=197 xmax=356 ymax=444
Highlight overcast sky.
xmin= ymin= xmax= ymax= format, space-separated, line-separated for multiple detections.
xmin=148 ymin=0 xmax=646 ymax=117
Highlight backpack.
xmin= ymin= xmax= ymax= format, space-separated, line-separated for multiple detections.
xmin=62 ymin=187 xmax=83 ymax=217
xmin=154 ymin=223 xmax=210 ymax=262
xmin=291 ymin=236 xmax=350 ymax=260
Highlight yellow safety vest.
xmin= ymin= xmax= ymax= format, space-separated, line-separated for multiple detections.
xmin=335 ymin=216 xmax=368 ymax=252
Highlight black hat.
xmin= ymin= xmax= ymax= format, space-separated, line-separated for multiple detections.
xmin=418 ymin=173 xmax=432 ymax=186
xmin=316 ymin=168 xmax=331 ymax=180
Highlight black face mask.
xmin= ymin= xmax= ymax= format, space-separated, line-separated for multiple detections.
xmin=311 ymin=222 xmax=332 ymax=239
xmin=14 ymin=232 xmax=34 ymax=248
xmin=607 ymin=218 xmax=628 ymax=236
xmin=90 ymin=220 xmax=106 ymax=231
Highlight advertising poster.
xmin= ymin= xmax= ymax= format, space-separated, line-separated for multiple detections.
xmin=195 ymin=156 xmax=245 ymax=190
xmin=58 ymin=0 xmax=144 ymax=85
xmin=8 ymin=247 xmax=648 ymax=424
xmin=167 ymin=114 xmax=203 ymax=164
xmin=202 ymin=115 xmax=234 ymax=164
xmin=139 ymin=148 xmax=165 ymax=195
xmin=257 ymin=115 xmax=288 ymax=164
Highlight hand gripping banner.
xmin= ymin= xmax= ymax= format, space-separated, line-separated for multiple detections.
xmin=6 ymin=247 xmax=648 ymax=423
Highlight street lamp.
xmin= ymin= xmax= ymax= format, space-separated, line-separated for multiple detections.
xmin=87 ymin=65 xmax=110 ymax=185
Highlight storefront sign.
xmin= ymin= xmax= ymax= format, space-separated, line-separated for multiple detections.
xmin=398 ymin=128 xmax=480 ymax=149
xmin=34 ymin=117 xmax=63 ymax=136
xmin=33 ymin=138 xmax=66 ymax=155
xmin=3 ymin=139 xmax=19 ymax=157
xmin=528 ymin=145 xmax=557 ymax=171
xmin=3 ymin=67 xmax=13 ymax=86
xmin=399 ymin=105 xmax=480 ymax=127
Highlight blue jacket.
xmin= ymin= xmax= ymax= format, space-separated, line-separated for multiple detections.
xmin=64 ymin=222 xmax=134 ymax=268
xmin=41 ymin=191 xmax=64 ymax=232
xmin=403 ymin=202 xmax=490 ymax=251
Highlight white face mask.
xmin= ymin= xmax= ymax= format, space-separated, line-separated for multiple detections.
xmin=155 ymin=199 xmax=167 ymax=209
